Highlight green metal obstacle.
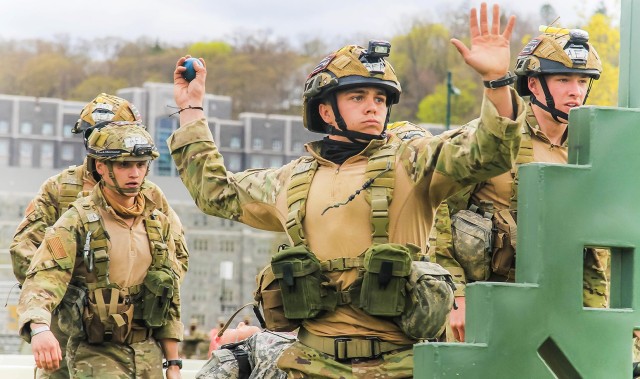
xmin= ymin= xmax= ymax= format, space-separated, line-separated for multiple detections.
xmin=414 ymin=1 xmax=637 ymax=378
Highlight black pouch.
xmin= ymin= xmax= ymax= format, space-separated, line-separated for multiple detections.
xmin=270 ymin=245 xmax=335 ymax=319
xmin=360 ymin=243 xmax=412 ymax=317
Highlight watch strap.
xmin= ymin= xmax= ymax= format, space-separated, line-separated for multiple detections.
xmin=483 ymin=72 xmax=516 ymax=89
xmin=163 ymin=359 xmax=183 ymax=369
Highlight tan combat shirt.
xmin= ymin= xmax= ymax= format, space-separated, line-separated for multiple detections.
xmin=17 ymin=185 xmax=183 ymax=343
xmin=169 ymin=90 xmax=525 ymax=344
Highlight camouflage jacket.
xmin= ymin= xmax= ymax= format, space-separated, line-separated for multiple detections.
xmin=10 ymin=158 xmax=189 ymax=284
xmin=17 ymin=185 xmax=184 ymax=343
xmin=168 ymin=90 xmax=525 ymax=344
xmin=433 ymin=104 xmax=609 ymax=307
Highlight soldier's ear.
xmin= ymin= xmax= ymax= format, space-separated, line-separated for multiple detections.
xmin=318 ymin=103 xmax=334 ymax=124
xmin=95 ymin=161 xmax=106 ymax=177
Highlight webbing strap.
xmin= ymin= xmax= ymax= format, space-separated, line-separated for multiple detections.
xmin=320 ymin=257 xmax=364 ymax=272
xmin=73 ymin=200 xmax=110 ymax=287
xmin=144 ymin=212 xmax=169 ymax=270
xmin=59 ymin=165 xmax=85 ymax=212
xmin=285 ymin=140 xmax=400 ymax=248
xmin=510 ymin=127 xmax=534 ymax=210
xmin=95 ymin=289 xmax=108 ymax=323
xmin=285 ymin=159 xmax=317 ymax=246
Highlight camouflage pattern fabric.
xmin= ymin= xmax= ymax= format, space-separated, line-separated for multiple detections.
xmin=433 ymin=106 xmax=609 ymax=309
xmin=10 ymin=162 xmax=188 ymax=379
xmin=196 ymin=331 xmax=294 ymax=379
xmin=10 ymin=160 xmax=189 ymax=285
xmin=71 ymin=338 xmax=163 ymax=379
xmin=276 ymin=341 xmax=413 ymax=379
xmin=17 ymin=186 xmax=183 ymax=376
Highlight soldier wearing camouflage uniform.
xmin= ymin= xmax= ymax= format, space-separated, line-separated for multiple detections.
xmin=10 ymin=93 xmax=189 ymax=379
xmin=433 ymin=27 xmax=609 ymax=342
xmin=170 ymin=4 xmax=523 ymax=378
xmin=17 ymin=123 xmax=184 ymax=379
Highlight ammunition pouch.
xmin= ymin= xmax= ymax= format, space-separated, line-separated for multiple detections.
xmin=82 ymin=288 xmax=134 ymax=344
xmin=451 ymin=207 xmax=494 ymax=281
xmin=56 ymin=283 xmax=87 ymax=340
xmin=360 ymin=243 xmax=412 ymax=317
xmin=393 ymin=261 xmax=455 ymax=340
xmin=491 ymin=209 xmax=517 ymax=277
xmin=254 ymin=265 xmax=301 ymax=332
xmin=142 ymin=268 xmax=174 ymax=328
xmin=271 ymin=245 xmax=336 ymax=320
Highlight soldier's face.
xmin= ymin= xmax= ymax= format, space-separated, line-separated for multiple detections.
xmin=529 ymin=74 xmax=591 ymax=117
xmin=96 ymin=160 xmax=148 ymax=198
xmin=319 ymin=86 xmax=388 ymax=140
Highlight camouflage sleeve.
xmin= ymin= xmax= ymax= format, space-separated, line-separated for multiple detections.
xmin=583 ymin=248 xmax=609 ymax=308
xmin=17 ymin=208 xmax=81 ymax=342
xmin=143 ymin=181 xmax=190 ymax=282
xmin=168 ymin=118 xmax=292 ymax=232
xmin=431 ymin=202 xmax=467 ymax=297
xmin=153 ymin=218 xmax=184 ymax=341
xmin=403 ymin=88 xmax=525 ymax=204
xmin=10 ymin=174 xmax=63 ymax=284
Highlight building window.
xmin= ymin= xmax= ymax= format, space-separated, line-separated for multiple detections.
xmin=228 ymin=155 xmax=241 ymax=171
xmin=20 ymin=122 xmax=32 ymax=135
xmin=269 ymin=156 xmax=282 ymax=168
xmin=0 ymin=120 xmax=9 ymax=134
xmin=61 ymin=145 xmax=75 ymax=161
xmin=63 ymin=125 xmax=74 ymax=138
xmin=19 ymin=142 xmax=33 ymax=167
xmin=252 ymin=138 xmax=263 ymax=150
xmin=230 ymin=136 xmax=241 ymax=149
xmin=40 ymin=143 xmax=54 ymax=168
xmin=272 ymin=139 xmax=283 ymax=151
xmin=293 ymin=141 xmax=304 ymax=152
xmin=250 ymin=156 xmax=263 ymax=168
xmin=0 ymin=140 xmax=9 ymax=166
xmin=41 ymin=123 xmax=54 ymax=136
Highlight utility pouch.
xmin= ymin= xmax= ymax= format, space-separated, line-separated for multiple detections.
xmin=271 ymin=245 xmax=335 ymax=320
xmin=82 ymin=288 xmax=134 ymax=344
xmin=491 ymin=209 xmax=518 ymax=277
xmin=451 ymin=208 xmax=493 ymax=281
xmin=142 ymin=268 xmax=174 ymax=328
xmin=253 ymin=265 xmax=301 ymax=332
xmin=360 ymin=243 xmax=412 ymax=317
xmin=56 ymin=283 xmax=87 ymax=340
xmin=394 ymin=261 xmax=455 ymax=340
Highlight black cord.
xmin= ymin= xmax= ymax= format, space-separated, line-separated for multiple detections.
xmin=167 ymin=105 xmax=204 ymax=117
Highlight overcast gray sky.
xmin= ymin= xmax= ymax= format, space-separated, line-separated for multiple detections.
xmin=1 ymin=0 xmax=621 ymax=47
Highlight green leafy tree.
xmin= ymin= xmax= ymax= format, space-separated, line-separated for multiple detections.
xmin=416 ymin=75 xmax=479 ymax=126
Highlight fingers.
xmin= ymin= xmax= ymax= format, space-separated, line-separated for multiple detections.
xmin=479 ymin=3 xmax=489 ymax=36
xmin=491 ymin=3 xmax=500 ymax=35
xmin=469 ymin=7 xmax=479 ymax=37
xmin=450 ymin=39 xmax=469 ymax=59
xmin=503 ymin=15 xmax=516 ymax=40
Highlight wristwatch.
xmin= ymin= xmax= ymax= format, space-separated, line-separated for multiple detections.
xmin=483 ymin=71 xmax=516 ymax=89
xmin=163 ymin=359 xmax=183 ymax=369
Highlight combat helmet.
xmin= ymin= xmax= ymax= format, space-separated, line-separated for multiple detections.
xmin=302 ymin=40 xmax=401 ymax=142
xmin=72 ymin=93 xmax=142 ymax=134
xmin=85 ymin=121 xmax=158 ymax=194
xmin=514 ymin=27 xmax=602 ymax=122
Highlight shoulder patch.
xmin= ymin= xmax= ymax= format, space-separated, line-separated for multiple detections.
xmin=46 ymin=235 xmax=67 ymax=260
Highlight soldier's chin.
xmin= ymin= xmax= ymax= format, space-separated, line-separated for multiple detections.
xmin=121 ymin=187 xmax=141 ymax=196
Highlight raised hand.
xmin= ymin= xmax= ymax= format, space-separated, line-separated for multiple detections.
xmin=451 ymin=3 xmax=516 ymax=81
xmin=173 ymin=56 xmax=207 ymax=110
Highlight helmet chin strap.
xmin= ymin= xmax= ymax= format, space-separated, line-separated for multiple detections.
xmin=530 ymin=76 xmax=594 ymax=124
xmin=326 ymin=94 xmax=389 ymax=143
xmin=102 ymin=161 xmax=144 ymax=196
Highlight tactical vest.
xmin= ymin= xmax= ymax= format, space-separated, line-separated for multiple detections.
xmin=446 ymin=125 xmax=534 ymax=280
xmin=59 ymin=165 xmax=87 ymax=214
xmin=72 ymin=197 xmax=176 ymax=344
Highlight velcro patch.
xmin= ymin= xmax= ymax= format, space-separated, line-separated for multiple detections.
xmin=519 ymin=38 xmax=542 ymax=56
xmin=46 ymin=236 xmax=68 ymax=260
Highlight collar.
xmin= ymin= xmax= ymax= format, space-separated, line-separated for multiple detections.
xmin=305 ymin=137 xmax=390 ymax=165
xmin=89 ymin=184 xmax=157 ymax=217
xmin=524 ymin=102 xmax=568 ymax=147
